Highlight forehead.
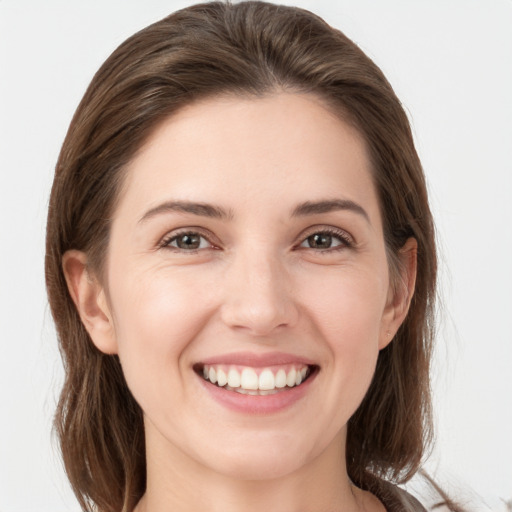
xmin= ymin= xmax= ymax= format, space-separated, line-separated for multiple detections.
xmin=115 ymin=92 xmax=380 ymax=226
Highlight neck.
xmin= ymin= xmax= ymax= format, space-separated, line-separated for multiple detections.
xmin=134 ymin=425 xmax=377 ymax=512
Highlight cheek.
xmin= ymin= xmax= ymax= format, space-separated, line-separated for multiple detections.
xmin=299 ymin=267 xmax=387 ymax=399
xmin=111 ymin=263 xmax=215 ymax=344
xmin=301 ymin=265 xmax=388 ymax=343
xmin=106 ymin=265 xmax=217 ymax=402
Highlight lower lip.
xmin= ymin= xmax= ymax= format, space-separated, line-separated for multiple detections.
xmin=196 ymin=369 xmax=317 ymax=414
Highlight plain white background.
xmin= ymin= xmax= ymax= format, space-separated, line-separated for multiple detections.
xmin=0 ymin=1 xmax=511 ymax=511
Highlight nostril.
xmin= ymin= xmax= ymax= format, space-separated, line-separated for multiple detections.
xmin=218 ymin=277 xmax=300 ymax=336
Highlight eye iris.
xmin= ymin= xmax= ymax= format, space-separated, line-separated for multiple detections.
xmin=176 ymin=233 xmax=201 ymax=249
xmin=308 ymin=233 xmax=332 ymax=249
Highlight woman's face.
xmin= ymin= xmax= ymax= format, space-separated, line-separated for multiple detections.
xmin=84 ymin=93 xmax=408 ymax=480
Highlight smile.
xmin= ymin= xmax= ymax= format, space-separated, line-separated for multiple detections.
xmin=198 ymin=364 xmax=315 ymax=395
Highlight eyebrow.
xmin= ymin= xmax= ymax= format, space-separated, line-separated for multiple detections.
xmin=291 ymin=199 xmax=370 ymax=223
xmin=138 ymin=200 xmax=233 ymax=223
xmin=138 ymin=198 xmax=369 ymax=224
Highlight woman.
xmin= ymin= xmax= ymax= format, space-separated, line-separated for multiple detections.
xmin=45 ymin=2 xmax=440 ymax=511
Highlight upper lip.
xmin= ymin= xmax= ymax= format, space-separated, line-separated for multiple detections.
xmin=197 ymin=351 xmax=317 ymax=368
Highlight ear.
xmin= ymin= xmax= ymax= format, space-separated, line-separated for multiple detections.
xmin=62 ymin=250 xmax=118 ymax=354
xmin=379 ymin=238 xmax=417 ymax=349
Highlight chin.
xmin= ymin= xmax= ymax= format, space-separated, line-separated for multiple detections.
xmin=193 ymin=433 xmax=316 ymax=481
xmin=214 ymin=454 xmax=306 ymax=481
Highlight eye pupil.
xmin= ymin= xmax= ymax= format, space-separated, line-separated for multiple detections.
xmin=308 ymin=233 xmax=332 ymax=249
xmin=177 ymin=234 xmax=201 ymax=249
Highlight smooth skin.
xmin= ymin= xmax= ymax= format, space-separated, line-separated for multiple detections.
xmin=63 ymin=93 xmax=417 ymax=512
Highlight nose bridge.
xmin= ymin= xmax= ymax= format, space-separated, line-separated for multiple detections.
xmin=220 ymin=244 xmax=298 ymax=335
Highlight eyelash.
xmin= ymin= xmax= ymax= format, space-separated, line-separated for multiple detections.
xmin=298 ymin=227 xmax=354 ymax=253
xmin=159 ymin=229 xmax=217 ymax=253
xmin=158 ymin=227 xmax=354 ymax=254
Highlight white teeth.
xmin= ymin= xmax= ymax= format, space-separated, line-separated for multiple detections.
xmin=258 ymin=369 xmax=275 ymax=390
xmin=286 ymin=368 xmax=297 ymax=387
xmin=258 ymin=389 xmax=279 ymax=395
xmin=227 ymin=368 xmax=241 ymax=388
xmin=217 ymin=368 xmax=227 ymax=387
xmin=240 ymin=368 xmax=259 ymax=390
xmin=201 ymin=364 xmax=312 ymax=393
xmin=275 ymin=369 xmax=287 ymax=388
xmin=224 ymin=385 xmax=279 ymax=395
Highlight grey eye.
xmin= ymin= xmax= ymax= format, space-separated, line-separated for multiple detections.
xmin=300 ymin=232 xmax=345 ymax=250
xmin=169 ymin=233 xmax=209 ymax=250
xmin=306 ymin=233 xmax=333 ymax=249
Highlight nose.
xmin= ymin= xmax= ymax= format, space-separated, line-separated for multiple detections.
xmin=219 ymin=250 xmax=299 ymax=337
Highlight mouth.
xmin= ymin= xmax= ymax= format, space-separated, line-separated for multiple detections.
xmin=193 ymin=363 xmax=319 ymax=396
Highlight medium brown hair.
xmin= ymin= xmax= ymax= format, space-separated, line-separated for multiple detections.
xmin=45 ymin=2 xmax=437 ymax=511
